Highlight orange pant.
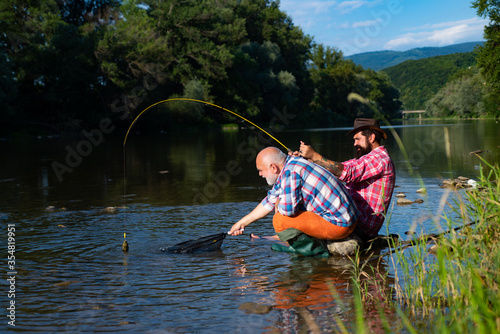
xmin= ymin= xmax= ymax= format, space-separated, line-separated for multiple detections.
xmin=273 ymin=210 xmax=357 ymax=240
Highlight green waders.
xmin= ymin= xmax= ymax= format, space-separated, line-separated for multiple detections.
xmin=271 ymin=228 xmax=330 ymax=258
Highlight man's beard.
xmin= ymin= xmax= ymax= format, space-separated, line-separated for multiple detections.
xmin=265 ymin=174 xmax=279 ymax=185
xmin=355 ymin=143 xmax=373 ymax=158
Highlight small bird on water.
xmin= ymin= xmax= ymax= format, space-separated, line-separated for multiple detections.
xmin=122 ymin=233 xmax=129 ymax=252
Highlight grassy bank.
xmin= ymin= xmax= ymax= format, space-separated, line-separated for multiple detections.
xmin=399 ymin=158 xmax=499 ymax=331
xmin=353 ymin=159 xmax=500 ymax=332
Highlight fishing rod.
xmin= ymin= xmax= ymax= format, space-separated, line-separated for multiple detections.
xmin=122 ymin=98 xmax=290 ymax=151
xmin=120 ymin=98 xmax=292 ymax=252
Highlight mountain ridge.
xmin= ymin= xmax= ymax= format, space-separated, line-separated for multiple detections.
xmin=346 ymin=41 xmax=484 ymax=71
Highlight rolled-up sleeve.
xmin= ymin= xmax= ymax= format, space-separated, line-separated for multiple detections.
xmin=261 ymin=193 xmax=276 ymax=211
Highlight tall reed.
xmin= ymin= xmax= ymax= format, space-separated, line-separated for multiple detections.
xmin=391 ymin=159 xmax=500 ymax=332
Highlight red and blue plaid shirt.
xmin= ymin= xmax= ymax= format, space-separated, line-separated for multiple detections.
xmin=340 ymin=146 xmax=395 ymax=238
xmin=261 ymin=156 xmax=358 ymax=228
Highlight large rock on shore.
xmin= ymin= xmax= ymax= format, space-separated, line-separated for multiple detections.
xmin=327 ymin=234 xmax=363 ymax=256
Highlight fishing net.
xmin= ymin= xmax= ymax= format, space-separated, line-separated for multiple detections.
xmin=160 ymin=232 xmax=227 ymax=253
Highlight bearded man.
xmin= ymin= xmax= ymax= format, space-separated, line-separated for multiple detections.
xmin=228 ymin=147 xmax=358 ymax=242
xmin=297 ymin=118 xmax=395 ymax=242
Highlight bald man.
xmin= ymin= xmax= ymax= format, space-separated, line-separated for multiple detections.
xmin=228 ymin=147 xmax=358 ymax=241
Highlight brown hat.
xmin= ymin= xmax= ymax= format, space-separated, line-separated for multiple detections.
xmin=346 ymin=118 xmax=387 ymax=140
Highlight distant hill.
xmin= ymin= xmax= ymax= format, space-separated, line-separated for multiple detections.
xmin=382 ymin=52 xmax=478 ymax=110
xmin=346 ymin=41 xmax=483 ymax=71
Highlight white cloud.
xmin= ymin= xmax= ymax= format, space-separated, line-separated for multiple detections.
xmin=352 ymin=19 xmax=382 ymax=28
xmin=337 ymin=0 xmax=382 ymax=14
xmin=407 ymin=17 xmax=487 ymax=31
xmin=384 ymin=17 xmax=488 ymax=50
xmin=338 ymin=1 xmax=368 ymax=14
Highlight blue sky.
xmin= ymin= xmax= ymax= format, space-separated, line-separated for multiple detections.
xmin=278 ymin=0 xmax=488 ymax=55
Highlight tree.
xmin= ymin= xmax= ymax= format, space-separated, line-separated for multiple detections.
xmin=425 ymin=67 xmax=490 ymax=118
xmin=0 ymin=0 xmax=115 ymax=132
xmin=97 ymin=0 xmax=311 ymax=128
xmin=472 ymin=0 xmax=500 ymax=94
xmin=0 ymin=49 xmax=17 ymax=125
xmin=307 ymin=44 xmax=401 ymax=126
xmin=308 ymin=44 xmax=358 ymax=123
xmin=57 ymin=0 xmax=120 ymax=26
xmin=223 ymin=0 xmax=313 ymax=120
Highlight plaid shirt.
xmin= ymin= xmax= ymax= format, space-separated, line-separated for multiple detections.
xmin=261 ymin=156 xmax=358 ymax=228
xmin=340 ymin=146 xmax=395 ymax=237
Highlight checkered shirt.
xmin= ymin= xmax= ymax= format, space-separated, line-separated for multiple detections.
xmin=340 ymin=146 xmax=395 ymax=237
xmin=261 ymin=156 xmax=358 ymax=228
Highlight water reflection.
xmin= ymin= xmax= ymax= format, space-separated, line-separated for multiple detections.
xmin=0 ymin=120 xmax=498 ymax=332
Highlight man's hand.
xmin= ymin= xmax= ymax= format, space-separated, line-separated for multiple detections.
xmin=228 ymin=222 xmax=246 ymax=236
xmin=228 ymin=203 xmax=271 ymax=236
xmin=299 ymin=141 xmax=317 ymax=160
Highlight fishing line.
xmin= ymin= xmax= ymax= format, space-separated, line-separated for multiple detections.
xmin=122 ymin=98 xmax=289 ymax=151
xmin=202 ymin=103 xmax=280 ymax=148
xmin=120 ymin=98 xmax=292 ymax=249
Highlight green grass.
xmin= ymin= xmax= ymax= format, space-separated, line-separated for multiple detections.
xmin=349 ymin=158 xmax=500 ymax=332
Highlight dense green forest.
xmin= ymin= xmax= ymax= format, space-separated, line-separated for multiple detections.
xmin=384 ymin=49 xmax=500 ymax=117
xmin=347 ymin=41 xmax=483 ymax=71
xmin=0 ymin=0 xmax=402 ymax=137
xmin=382 ymin=53 xmax=478 ymax=110
xmin=421 ymin=0 xmax=500 ymax=118
xmin=425 ymin=65 xmax=499 ymax=118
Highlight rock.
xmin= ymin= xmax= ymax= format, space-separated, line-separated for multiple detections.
xmin=395 ymin=193 xmax=406 ymax=198
xmin=289 ymin=283 xmax=310 ymax=292
xmin=238 ymin=302 xmax=272 ymax=314
xmin=441 ymin=179 xmax=457 ymax=188
xmin=397 ymin=198 xmax=414 ymax=205
xmin=416 ymin=188 xmax=427 ymax=194
xmin=441 ymin=177 xmax=477 ymax=189
xmin=326 ymin=234 xmax=363 ymax=256
xmin=428 ymin=244 xmax=453 ymax=255
xmin=413 ymin=198 xmax=424 ymax=203
xmin=428 ymin=244 xmax=438 ymax=255
xmin=45 ymin=206 xmax=56 ymax=212
xmin=103 ymin=206 xmax=117 ymax=213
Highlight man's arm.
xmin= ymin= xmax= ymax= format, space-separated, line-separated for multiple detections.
xmin=312 ymin=156 xmax=344 ymax=177
xmin=228 ymin=203 xmax=271 ymax=236
xmin=299 ymin=141 xmax=344 ymax=177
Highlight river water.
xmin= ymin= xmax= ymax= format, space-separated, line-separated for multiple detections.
xmin=1 ymin=119 xmax=499 ymax=332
